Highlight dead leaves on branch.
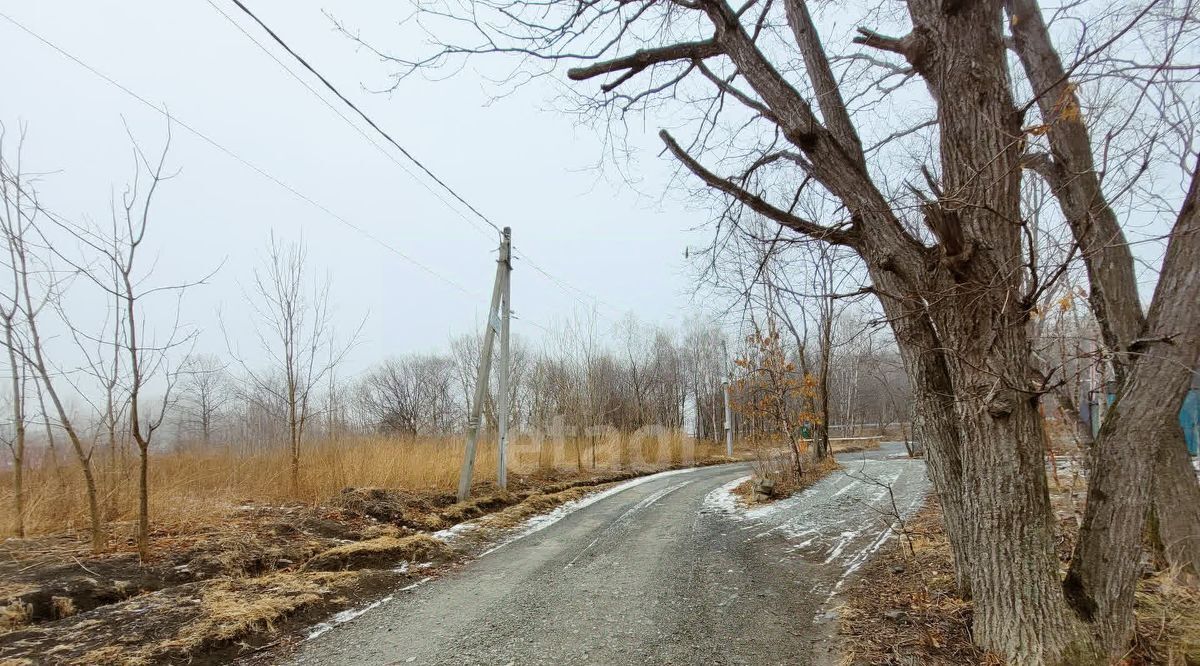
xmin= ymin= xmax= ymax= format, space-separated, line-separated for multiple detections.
xmin=731 ymin=327 xmax=821 ymax=434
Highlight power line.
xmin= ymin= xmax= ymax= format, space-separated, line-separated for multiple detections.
xmin=5 ymin=7 xmax=627 ymax=333
xmin=213 ymin=1 xmax=628 ymax=324
xmin=223 ymin=0 xmax=503 ymax=237
xmin=203 ymin=0 xmax=496 ymax=242
xmin=513 ymin=249 xmax=621 ymax=319
xmin=0 ymin=9 xmax=481 ymax=300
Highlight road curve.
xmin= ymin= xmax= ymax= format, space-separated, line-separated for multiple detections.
xmin=278 ymin=443 xmax=927 ymax=665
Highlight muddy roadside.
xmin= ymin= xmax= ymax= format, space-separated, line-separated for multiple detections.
xmin=0 ymin=458 xmax=739 ymax=665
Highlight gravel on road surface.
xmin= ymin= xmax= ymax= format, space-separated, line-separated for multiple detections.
xmin=274 ymin=442 xmax=928 ymax=666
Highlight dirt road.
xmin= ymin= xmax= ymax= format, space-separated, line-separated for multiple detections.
xmin=277 ymin=443 xmax=928 ymax=665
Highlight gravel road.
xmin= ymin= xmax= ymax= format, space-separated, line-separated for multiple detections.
xmin=278 ymin=442 xmax=928 ymax=665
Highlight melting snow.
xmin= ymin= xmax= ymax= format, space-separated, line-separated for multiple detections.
xmin=305 ymin=595 xmax=394 ymax=640
xmin=702 ymin=475 xmax=752 ymax=514
xmin=474 ymin=467 xmax=703 ymax=556
xmin=702 ymin=455 xmax=928 ymax=615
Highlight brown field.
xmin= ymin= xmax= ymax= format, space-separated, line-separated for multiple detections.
xmin=0 ymin=431 xmax=740 ymax=664
xmin=0 ymin=430 xmax=727 ymax=540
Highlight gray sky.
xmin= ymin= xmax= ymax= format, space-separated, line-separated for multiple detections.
xmin=0 ymin=0 xmax=716 ymax=379
xmin=2 ymin=0 xmax=1187 ymax=394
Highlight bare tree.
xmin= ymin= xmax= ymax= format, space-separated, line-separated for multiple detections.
xmin=357 ymin=354 xmax=458 ymax=435
xmin=179 ymin=353 xmax=232 ymax=447
xmin=1005 ymin=2 xmax=1200 ymax=630
xmin=51 ymin=128 xmax=202 ymax=561
xmin=0 ymin=138 xmax=105 ymax=553
xmin=361 ymin=0 xmax=1200 ymax=659
xmin=0 ymin=332 xmax=27 ymax=539
xmin=102 ymin=134 xmax=195 ymax=561
xmin=231 ymin=232 xmax=358 ymax=493
xmin=0 ymin=128 xmax=29 ymax=537
xmin=60 ymin=202 xmax=129 ymax=522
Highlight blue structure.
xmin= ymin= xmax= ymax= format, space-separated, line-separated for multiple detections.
xmin=1090 ymin=371 xmax=1199 ymax=456
xmin=1183 ymin=373 xmax=1200 ymax=456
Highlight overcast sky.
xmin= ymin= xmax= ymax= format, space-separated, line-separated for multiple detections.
xmin=3 ymin=1 xmax=1187 ymax=393
xmin=0 ymin=1 xmax=719 ymax=379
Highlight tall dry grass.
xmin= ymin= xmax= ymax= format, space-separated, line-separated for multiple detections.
xmin=0 ymin=429 xmax=727 ymax=539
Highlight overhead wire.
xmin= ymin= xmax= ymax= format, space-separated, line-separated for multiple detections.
xmin=214 ymin=0 xmax=627 ymax=325
xmin=223 ymin=0 xmax=503 ymax=237
xmin=512 ymin=249 xmax=620 ymax=320
xmin=0 ymin=9 xmax=481 ymax=300
xmin=5 ymin=5 xmax=631 ymax=333
xmin=204 ymin=0 xmax=497 ymax=242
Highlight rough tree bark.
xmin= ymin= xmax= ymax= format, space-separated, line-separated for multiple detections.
xmin=396 ymin=0 xmax=1195 ymax=659
xmin=898 ymin=2 xmax=1089 ymax=658
xmin=1063 ymin=166 xmax=1200 ymax=653
xmin=661 ymin=0 xmax=1094 ymax=658
xmin=1006 ymin=0 xmax=1200 ymax=582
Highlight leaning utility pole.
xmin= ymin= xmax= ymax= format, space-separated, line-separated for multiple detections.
xmin=457 ymin=227 xmax=512 ymax=501
xmin=722 ymin=379 xmax=734 ymax=457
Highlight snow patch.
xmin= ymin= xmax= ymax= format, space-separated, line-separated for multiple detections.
xmin=305 ymin=595 xmax=394 ymax=640
xmin=702 ymin=475 xmax=752 ymax=515
xmin=432 ymin=519 xmax=479 ymax=544
xmin=475 ymin=467 xmax=705 ymax=556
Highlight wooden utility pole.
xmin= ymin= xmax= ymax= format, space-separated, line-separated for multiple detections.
xmin=458 ymin=227 xmax=512 ymax=501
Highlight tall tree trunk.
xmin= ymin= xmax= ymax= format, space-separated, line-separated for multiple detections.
xmin=1006 ymin=0 xmax=1200 ymax=580
xmin=814 ymin=301 xmax=832 ymax=461
xmin=288 ymin=377 xmax=300 ymax=494
xmin=5 ymin=328 xmax=25 ymax=538
xmin=888 ymin=313 xmax=973 ymax=597
xmin=1151 ymin=433 xmax=1200 ymax=575
xmin=942 ymin=310 xmax=1089 ymax=661
xmin=906 ymin=1 xmax=1093 ymax=658
xmin=80 ymin=458 xmax=105 ymax=553
xmin=105 ymin=414 xmax=119 ymax=522
xmin=663 ymin=0 xmax=1118 ymax=657
xmin=19 ymin=287 xmax=106 ymax=552
xmin=1066 ymin=168 xmax=1200 ymax=653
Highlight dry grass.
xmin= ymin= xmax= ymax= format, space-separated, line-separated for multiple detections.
xmin=839 ymin=485 xmax=1200 ymax=665
xmin=50 ymin=596 xmax=76 ymax=620
xmin=153 ymin=572 xmax=354 ymax=656
xmin=0 ymin=431 xmax=729 ymax=540
xmin=476 ymin=485 xmax=602 ymax=530
xmin=302 ymin=534 xmax=455 ymax=572
xmin=734 ymin=453 xmax=842 ymax=504
xmin=735 ymin=437 xmax=844 ymax=505
xmin=1130 ymin=571 xmax=1200 ymax=664
xmin=0 ymin=604 xmax=30 ymax=632
xmin=0 ymin=430 xmax=738 ymax=664
xmin=829 ymin=436 xmax=883 ymax=454
xmin=838 ymin=500 xmax=998 ymax=665
xmin=67 ymin=571 xmax=360 ymax=666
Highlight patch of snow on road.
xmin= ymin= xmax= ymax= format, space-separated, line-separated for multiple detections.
xmin=399 ymin=576 xmax=432 ymax=591
xmin=475 ymin=467 xmax=703 ymax=556
xmin=305 ymin=595 xmax=394 ymax=640
xmin=702 ymin=475 xmax=752 ymax=514
xmin=302 ymin=573 xmax=438 ymax=640
xmin=704 ymin=455 xmax=928 ymax=617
